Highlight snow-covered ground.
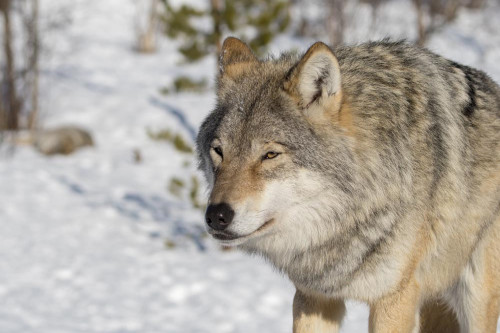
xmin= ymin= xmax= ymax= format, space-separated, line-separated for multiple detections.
xmin=0 ymin=0 xmax=499 ymax=332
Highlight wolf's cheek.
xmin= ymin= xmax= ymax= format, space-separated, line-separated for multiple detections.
xmin=226 ymin=179 xmax=296 ymax=237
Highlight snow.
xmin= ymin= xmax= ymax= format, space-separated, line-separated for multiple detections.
xmin=0 ymin=0 xmax=499 ymax=332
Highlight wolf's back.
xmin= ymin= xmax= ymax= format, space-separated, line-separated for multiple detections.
xmin=335 ymin=41 xmax=500 ymax=211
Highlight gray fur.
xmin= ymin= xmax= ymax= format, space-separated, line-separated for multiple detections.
xmin=197 ymin=39 xmax=500 ymax=330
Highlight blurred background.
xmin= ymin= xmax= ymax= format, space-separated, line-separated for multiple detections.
xmin=0 ymin=0 xmax=499 ymax=332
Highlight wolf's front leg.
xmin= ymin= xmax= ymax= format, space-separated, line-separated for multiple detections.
xmin=292 ymin=289 xmax=346 ymax=333
xmin=368 ymin=279 xmax=420 ymax=333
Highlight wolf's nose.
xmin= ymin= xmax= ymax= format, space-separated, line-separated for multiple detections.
xmin=205 ymin=203 xmax=234 ymax=231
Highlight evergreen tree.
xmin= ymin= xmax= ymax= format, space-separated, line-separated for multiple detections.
xmin=161 ymin=0 xmax=290 ymax=62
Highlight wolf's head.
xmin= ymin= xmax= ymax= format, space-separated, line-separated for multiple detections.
xmin=196 ymin=38 xmax=357 ymax=252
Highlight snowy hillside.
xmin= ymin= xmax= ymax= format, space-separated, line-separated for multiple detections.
xmin=0 ymin=0 xmax=499 ymax=332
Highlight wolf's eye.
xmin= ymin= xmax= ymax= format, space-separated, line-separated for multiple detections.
xmin=263 ymin=151 xmax=279 ymax=160
xmin=213 ymin=146 xmax=223 ymax=158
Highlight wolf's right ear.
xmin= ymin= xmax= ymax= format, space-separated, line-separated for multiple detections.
xmin=283 ymin=42 xmax=342 ymax=116
xmin=219 ymin=37 xmax=258 ymax=78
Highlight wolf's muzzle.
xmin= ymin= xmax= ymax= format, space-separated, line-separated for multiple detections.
xmin=205 ymin=203 xmax=235 ymax=231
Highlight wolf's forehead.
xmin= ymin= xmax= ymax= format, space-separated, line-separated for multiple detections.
xmin=215 ymin=100 xmax=303 ymax=154
xmin=213 ymin=62 xmax=304 ymax=144
xmin=217 ymin=102 xmax=279 ymax=142
xmin=219 ymin=84 xmax=287 ymax=129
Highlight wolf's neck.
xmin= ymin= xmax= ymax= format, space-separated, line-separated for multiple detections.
xmin=243 ymin=201 xmax=405 ymax=295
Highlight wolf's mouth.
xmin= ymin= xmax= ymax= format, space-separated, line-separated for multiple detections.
xmin=256 ymin=218 xmax=274 ymax=232
xmin=209 ymin=218 xmax=275 ymax=244
xmin=211 ymin=231 xmax=240 ymax=241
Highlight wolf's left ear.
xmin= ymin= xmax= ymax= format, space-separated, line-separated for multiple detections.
xmin=219 ymin=37 xmax=258 ymax=78
xmin=283 ymin=42 xmax=342 ymax=113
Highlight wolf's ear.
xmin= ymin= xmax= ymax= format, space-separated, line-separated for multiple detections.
xmin=283 ymin=42 xmax=342 ymax=113
xmin=219 ymin=37 xmax=258 ymax=78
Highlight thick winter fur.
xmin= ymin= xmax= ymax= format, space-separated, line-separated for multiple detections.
xmin=197 ymin=37 xmax=500 ymax=332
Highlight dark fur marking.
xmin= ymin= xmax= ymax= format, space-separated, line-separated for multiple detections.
xmin=246 ymin=78 xmax=273 ymax=118
xmin=303 ymin=204 xmax=397 ymax=291
xmin=324 ymin=214 xmax=400 ymax=294
xmin=427 ymin=97 xmax=447 ymax=199
xmin=469 ymin=200 xmax=500 ymax=256
xmin=305 ymin=66 xmax=331 ymax=108
xmin=284 ymin=60 xmax=299 ymax=83
xmin=196 ymin=103 xmax=229 ymax=170
xmin=451 ymin=61 xmax=477 ymax=118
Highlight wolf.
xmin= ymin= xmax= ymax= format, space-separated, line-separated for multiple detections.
xmin=196 ymin=37 xmax=500 ymax=332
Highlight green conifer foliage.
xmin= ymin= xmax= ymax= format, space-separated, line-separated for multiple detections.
xmin=161 ymin=0 xmax=290 ymax=62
